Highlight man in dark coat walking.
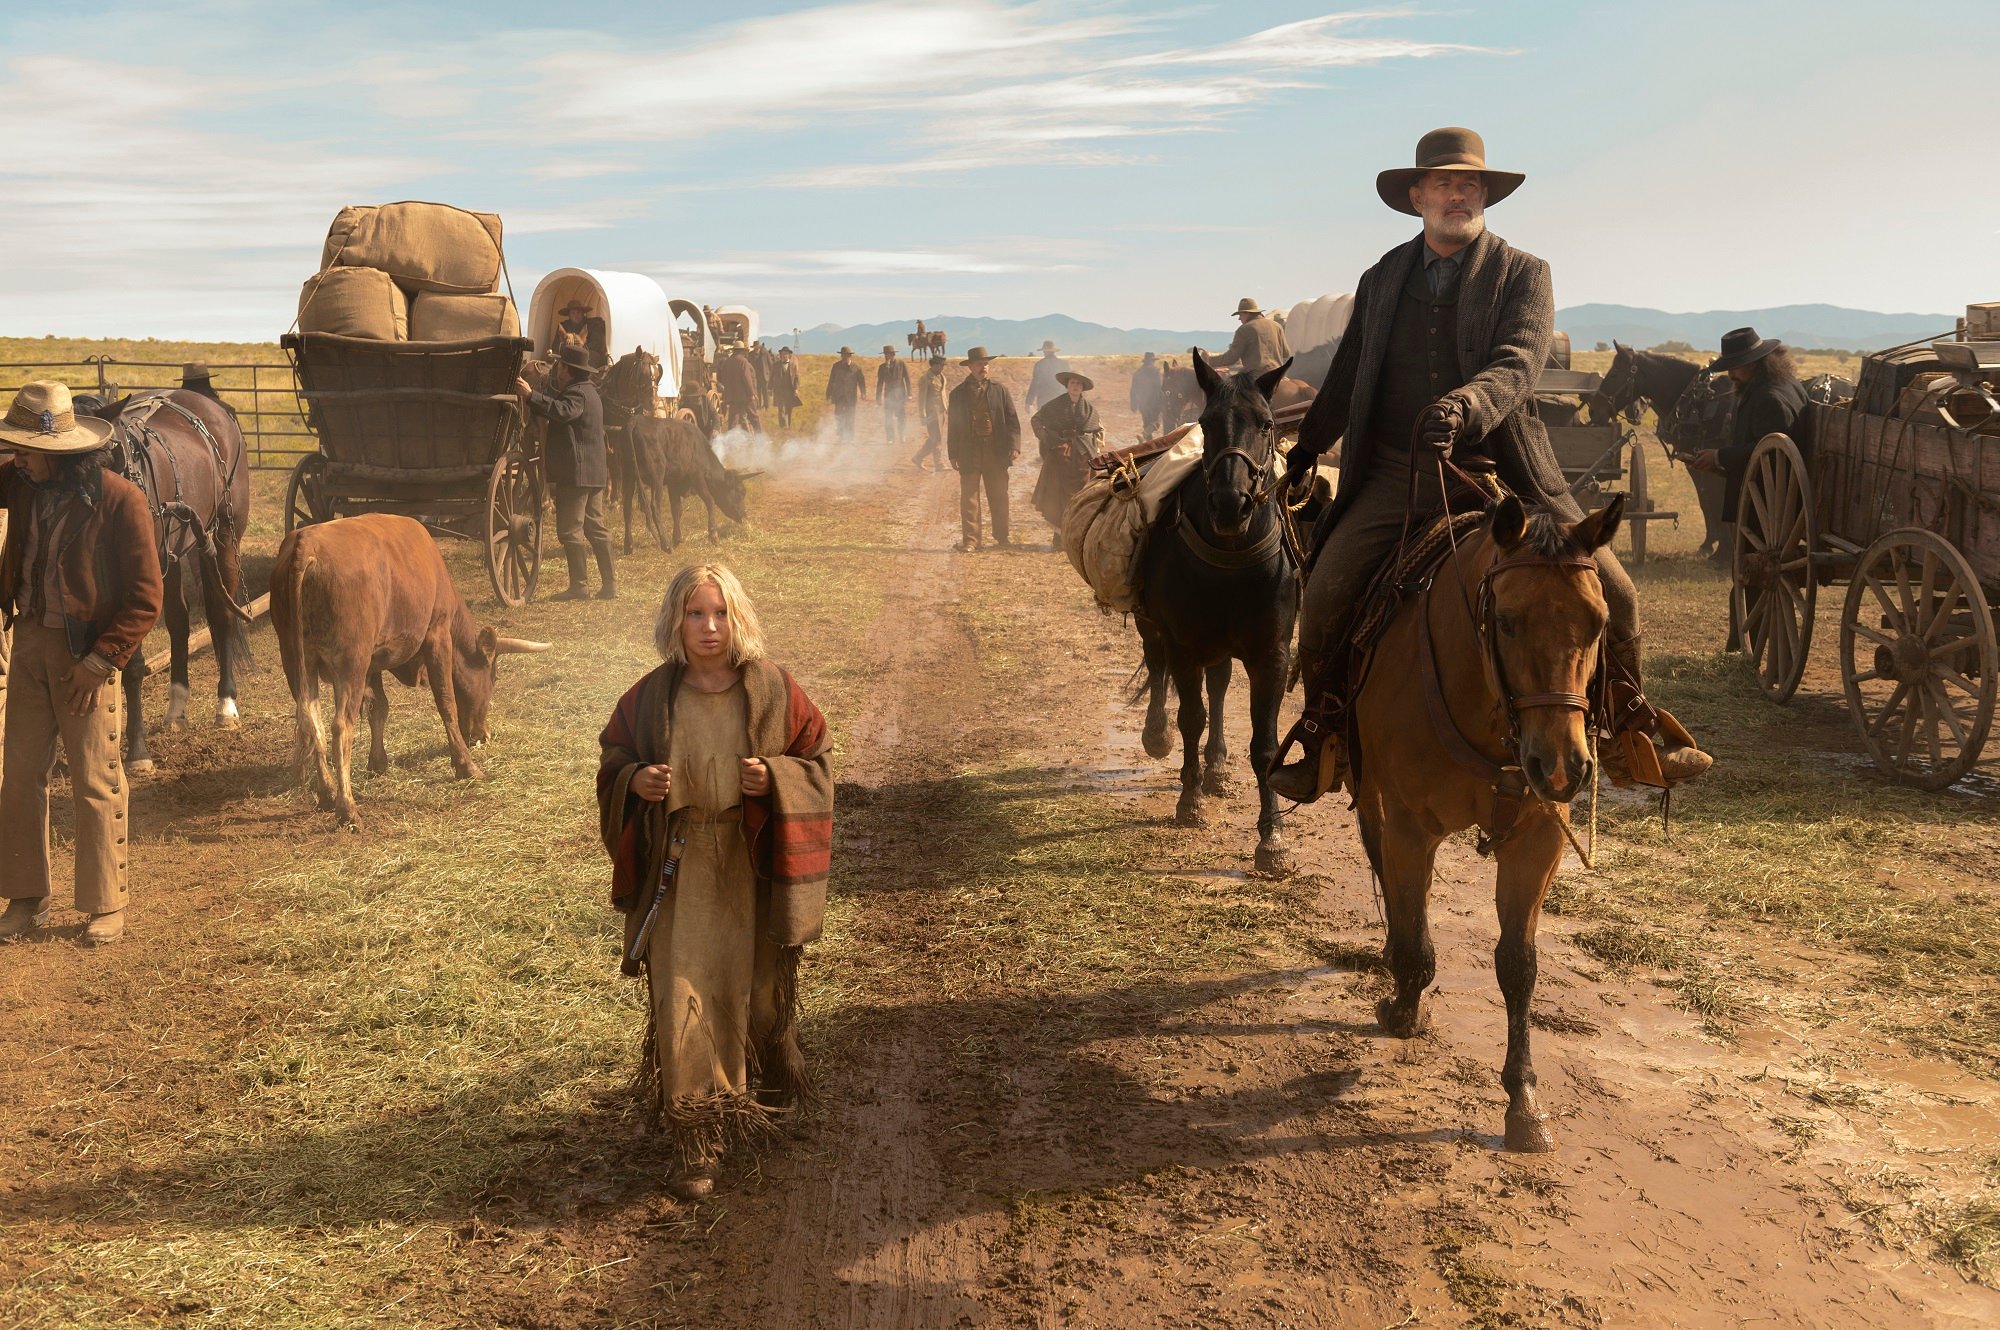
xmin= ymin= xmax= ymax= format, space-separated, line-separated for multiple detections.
xmin=825 ymin=347 xmax=868 ymax=444
xmin=517 ymin=343 xmax=614 ymax=600
xmin=947 ymin=347 xmax=1021 ymax=551
xmin=718 ymin=345 xmax=762 ymax=435
xmin=1271 ymin=127 xmax=1709 ymax=801
xmin=1129 ymin=351 xmax=1164 ymax=438
xmin=774 ymin=347 xmax=802 ymax=429
xmin=1687 ymin=326 xmax=1808 ymax=563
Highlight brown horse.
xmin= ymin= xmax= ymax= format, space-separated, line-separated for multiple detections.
xmin=1349 ymin=492 xmax=1624 ymax=1153
xmin=84 ymin=389 xmax=253 ymax=771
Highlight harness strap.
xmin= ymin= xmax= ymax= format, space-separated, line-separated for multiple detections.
xmin=1176 ymin=506 xmax=1284 ymax=569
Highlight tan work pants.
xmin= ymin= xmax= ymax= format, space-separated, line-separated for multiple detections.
xmin=958 ymin=453 xmax=1011 ymax=546
xmin=0 ymin=621 xmax=129 ymax=913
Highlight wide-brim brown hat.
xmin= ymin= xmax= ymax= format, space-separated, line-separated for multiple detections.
xmin=1706 ymin=326 xmax=1782 ymax=373
xmin=0 ymin=380 xmax=114 ymax=453
xmin=1056 ymin=371 xmax=1094 ymax=391
xmin=1234 ymin=297 xmax=1262 ymax=316
xmin=961 ymin=346 xmax=999 ymax=365
xmin=1376 ymin=126 xmax=1524 ymax=216
xmin=1040 ymin=340 xmax=1059 ymax=353
xmin=182 ymin=361 xmax=214 ymax=386
xmin=882 ymin=344 xmax=896 ymax=354
xmin=559 ymin=301 xmax=594 ymax=316
xmin=838 ymin=346 xmax=854 ymax=355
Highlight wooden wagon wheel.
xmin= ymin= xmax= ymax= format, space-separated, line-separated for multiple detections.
xmin=283 ymin=453 xmax=330 ymax=534
xmin=1730 ymin=434 xmax=1816 ymax=703
xmin=1626 ymin=432 xmax=1649 ymax=566
xmin=485 ymin=452 xmax=543 ymax=607
xmin=1839 ymin=528 xmax=1998 ymax=790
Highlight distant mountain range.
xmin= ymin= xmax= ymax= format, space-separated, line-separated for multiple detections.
xmin=1555 ymin=303 xmax=1958 ymax=353
xmin=795 ymin=313 xmax=1233 ymax=357
xmin=790 ymin=303 xmax=1960 ymax=360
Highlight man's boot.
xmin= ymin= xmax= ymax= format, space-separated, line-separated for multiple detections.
xmin=550 ymin=547 xmax=591 ymax=601
xmin=0 ymin=897 xmax=49 ymax=940
xmin=592 ymin=540 xmax=618 ymax=600
xmin=1601 ymin=634 xmax=1712 ymax=787
xmin=84 ymin=909 xmax=125 ymax=945
xmin=1269 ymin=661 xmax=1349 ymax=803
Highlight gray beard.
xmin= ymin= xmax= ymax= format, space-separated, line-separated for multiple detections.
xmin=1427 ymin=211 xmax=1486 ymax=246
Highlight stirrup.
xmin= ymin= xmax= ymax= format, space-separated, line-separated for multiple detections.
xmin=1271 ymin=701 xmax=1347 ymax=802
xmin=1601 ymin=704 xmax=1709 ymax=790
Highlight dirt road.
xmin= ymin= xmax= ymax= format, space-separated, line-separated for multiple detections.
xmin=4 ymin=369 xmax=1997 ymax=1328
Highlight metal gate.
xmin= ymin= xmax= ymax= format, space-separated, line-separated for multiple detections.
xmin=0 ymin=354 xmax=311 ymax=471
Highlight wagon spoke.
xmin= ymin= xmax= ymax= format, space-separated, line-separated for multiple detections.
xmin=1923 ymin=582 xmax=1965 ymax=645
xmin=1926 ymin=680 xmax=1972 ymax=745
xmin=1867 ymin=680 xmax=1912 ymax=738
xmin=1847 ymin=619 xmax=1897 ymax=649
xmin=1746 ymin=472 xmax=1772 ymax=534
xmin=1894 ymin=686 xmax=1920 ymax=768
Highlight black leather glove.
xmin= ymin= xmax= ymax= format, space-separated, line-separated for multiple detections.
xmin=1418 ymin=397 xmax=1466 ymax=454
xmin=1283 ymin=445 xmax=1317 ymax=491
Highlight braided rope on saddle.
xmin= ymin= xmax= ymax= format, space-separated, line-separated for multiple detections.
xmin=1346 ymin=509 xmax=1489 ymax=669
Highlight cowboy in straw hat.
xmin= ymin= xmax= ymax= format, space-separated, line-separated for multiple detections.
xmin=1025 ymin=338 xmax=1069 ymax=413
xmin=877 ymin=343 xmax=912 ymax=450
xmin=1031 ymin=370 xmax=1103 ymax=537
xmin=517 ymin=343 xmax=616 ymax=600
xmin=0 ymin=382 xmax=164 ymax=945
xmin=1209 ymin=296 xmax=1294 ymax=382
xmin=1271 ymin=127 xmax=1711 ymax=803
xmin=556 ymin=297 xmax=609 ymax=368
xmin=825 ymin=346 xmax=869 ymax=445
xmin=946 ymin=348 xmax=1022 ymax=551
xmin=1686 ymin=327 xmax=1808 ymax=573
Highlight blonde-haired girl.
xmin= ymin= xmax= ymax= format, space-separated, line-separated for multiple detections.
xmin=598 ymin=563 xmax=834 ymax=1199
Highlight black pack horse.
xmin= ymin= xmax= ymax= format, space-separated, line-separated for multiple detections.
xmin=1134 ymin=350 xmax=1299 ymax=875
xmin=82 ymin=389 xmax=253 ymax=772
xmin=597 ymin=347 xmax=666 ymax=550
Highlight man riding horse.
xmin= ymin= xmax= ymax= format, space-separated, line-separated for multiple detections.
xmin=1272 ymin=127 xmax=1710 ymax=802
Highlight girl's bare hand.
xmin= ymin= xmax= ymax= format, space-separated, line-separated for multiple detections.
xmin=739 ymin=757 xmax=771 ymax=797
xmin=632 ymin=764 xmax=672 ymax=802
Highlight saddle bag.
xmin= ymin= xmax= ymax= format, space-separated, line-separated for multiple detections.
xmin=1060 ymin=425 xmax=1204 ymax=612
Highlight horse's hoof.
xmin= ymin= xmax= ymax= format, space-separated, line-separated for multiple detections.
xmin=128 ymin=758 xmax=157 ymax=776
xmin=1376 ymin=996 xmax=1429 ymax=1038
xmin=215 ymin=714 xmax=241 ymax=732
xmin=1504 ymin=1109 xmax=1556 ymax=1154
xmin=367 ymin=757 xmax=390 ymax=776
xmin=458 ymin=762 xmax=487 ymax=781
xmin=1174 ymin=796 xmax=1206 ymax=828
xmin=1141 ymin=726 xmax=1171 ymax=760
xmin=1254 ymin=842 xmax=1294 ymax=878
xmin=1200 ymin=771 xmax=1232 ymax=798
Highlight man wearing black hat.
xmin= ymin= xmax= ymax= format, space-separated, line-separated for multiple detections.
xmin=774 ymin=346 xmax=802 ymax=429
xmin=718 ymin=344 xmax=762 ymax=435
xmin=947 ymin=347 xmax=1020 ymax=551
xmin=1130 ymin=351 xmax=1164 ymax=439
xmin=825 ymin=347 xmax=868 ymax=445
xmin=557 ymin=300 xmax=609 ymax=369
xmin=1031 ymin=370 xmax=1103 ymax=534
xmin=1687 ymin=327 xmax=1807 ymax=571
xmin=517 ymin=344 xmax=614 ymax=600
xmin=1272 ymin=126 xmax=1710 ymax=802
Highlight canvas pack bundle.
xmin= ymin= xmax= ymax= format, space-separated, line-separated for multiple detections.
xmin=322 ymin=202 xmax=504 ymax=295
xmin=1967 ymin=303 xmax=2000 ymax=341
xmin=408 ymin=292 xmax=521 ymax=342
xmin=298 ymin=266 xmax=409 ymax=340
xmin=1061 ymin=426 xmax=1205 ymax=612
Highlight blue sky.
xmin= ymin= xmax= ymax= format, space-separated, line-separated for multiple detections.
xmin=2 ymin=0 xmax=1989 ymax=340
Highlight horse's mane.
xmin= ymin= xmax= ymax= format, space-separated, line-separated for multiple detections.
xmin=1511 ymin=509 xmax=1579 ymax=560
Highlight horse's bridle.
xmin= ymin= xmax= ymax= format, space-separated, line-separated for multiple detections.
xmin=1591 ymin=348 xmax=1641 ymax=424
xmin=1200 ymin=409 xmax=1282 ymax=508
xmin=1473 ymin=550 xmax=1604 ymax=730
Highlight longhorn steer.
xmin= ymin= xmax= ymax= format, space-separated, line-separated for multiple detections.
xmin=271 ymin=513 xmax=549 ymax=826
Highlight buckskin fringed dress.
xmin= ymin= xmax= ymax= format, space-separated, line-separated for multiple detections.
xmin=598 ymin=659 xmax=834 ymax=1168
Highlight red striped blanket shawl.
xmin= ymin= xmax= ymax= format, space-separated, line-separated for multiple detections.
xmin=598 ymin=658 xmax=834 ymax=946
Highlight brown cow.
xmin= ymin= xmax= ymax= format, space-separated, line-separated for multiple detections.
xmin=272 ymin=514 xmax=549 ymax=826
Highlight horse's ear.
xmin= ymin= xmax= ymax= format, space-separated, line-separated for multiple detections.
xmin=1192 ymin=348 xmax=1220 ymax=397
xmin=1573 ymin=494 xmax=1625 ymax=551
xmin=1490 ymin=494 xmax=1529 ymax=549
xmin=1254 ymin=358 xmax=1292 ymax=402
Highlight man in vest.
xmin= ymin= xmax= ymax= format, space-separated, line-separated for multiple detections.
xmin=1271 ymin=127 xmax=1710 ymax=802
xmin=1209 ymin=298 xmax=1293 ymax=381
xmin=517 ymin=343 xmax=614 ymax=600
xmin=876 ymin=345 xmax=912 ymax=449
xmin=946 ymin=348 xmax=1021 ymax=551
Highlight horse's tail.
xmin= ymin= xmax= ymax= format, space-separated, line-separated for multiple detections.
xmin=273 ymin=540 xmax=331 ymax=799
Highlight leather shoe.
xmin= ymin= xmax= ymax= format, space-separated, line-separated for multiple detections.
xmin=83 ymin=909 xmax=125 ymax=945
xmin=0 ymin=898 xmax=50 ymax=939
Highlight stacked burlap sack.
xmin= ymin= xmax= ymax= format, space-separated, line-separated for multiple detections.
xmin=297 ymin=202 xmax=520 ymax=341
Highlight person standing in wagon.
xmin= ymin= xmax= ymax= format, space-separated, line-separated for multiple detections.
xmin=598 ymin=563 xmax=834 ymax=1199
